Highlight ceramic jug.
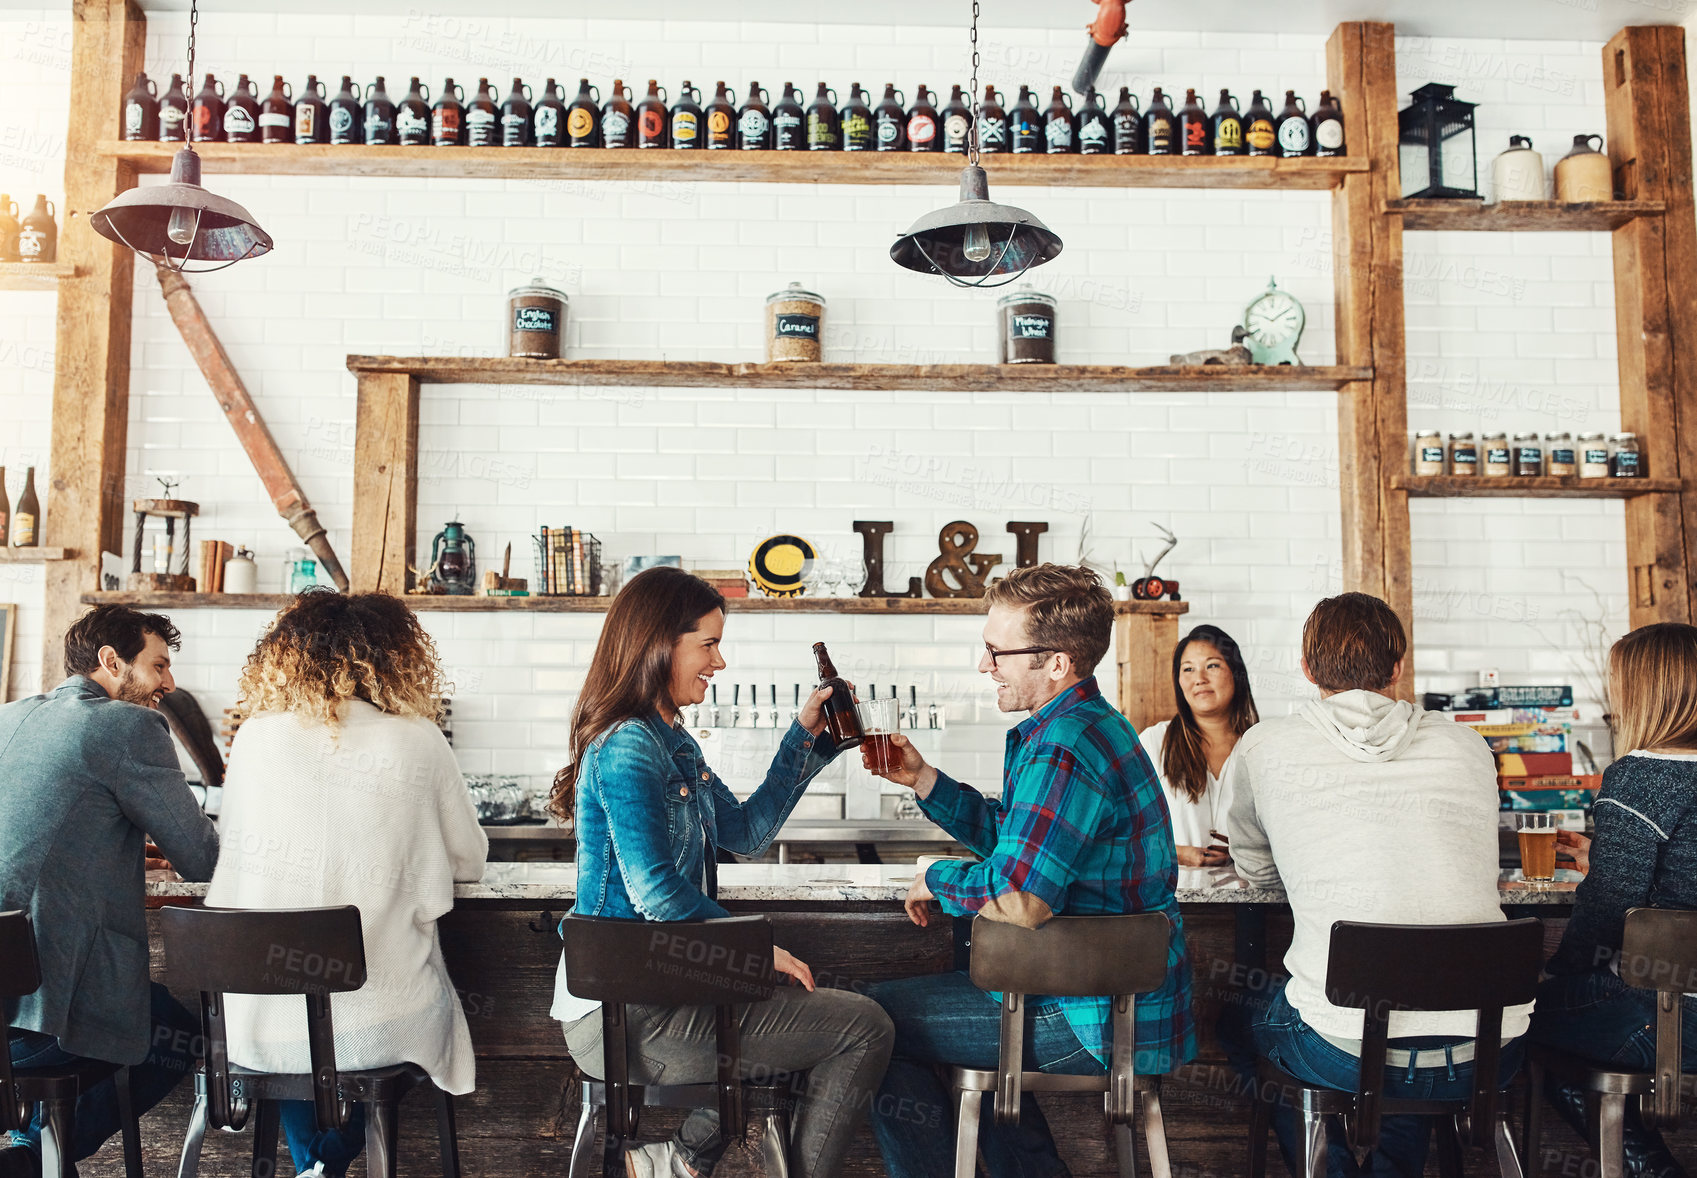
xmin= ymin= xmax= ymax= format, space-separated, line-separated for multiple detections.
xmin=1555 ymin=134 xmax=1612 ymax=202
xmin=1493 ymin=135 xmax=1546 ymax=202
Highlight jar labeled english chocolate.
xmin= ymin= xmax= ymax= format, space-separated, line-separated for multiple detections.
xmin=765 ymin=282 xmax=824 ymax=362
xmin=1579 ymin=432 xmax=1609 ymax=478
xmin=1448 ymin=432 xmax=1477 ymax=477
xmin=507 ymin=277 xmax=566 ymax=359
xmin=1413 ymin=430 xmax=1444 ymax=476
xmin=997 ymin=286 xmax=1057 ymax=364
xmin=1483 ymin=432 xmax=1512 ymax=478
xmin=1513 ymin=432 xmax=1543 ymax=477
xmin=1546 ymin=432 xmax=1575 ymax=477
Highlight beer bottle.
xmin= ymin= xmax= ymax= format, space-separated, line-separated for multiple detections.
xmin=704 ymin=81 xmax=737 ymax=149
xmin=941 ymin=83 xmax=972 ymax=154
xmin=326 ymin=76 xmax=361 ymax=145
xmin=811 ymin=643 xmax=864 ymax=750
xmin=908 ymin=85 xmax=941 ymax=152
xmin=1110 ymin=86 xmax=1142 ymax=154
xmin=671 ymin=81 xmax=704 ymax=149
xmin=1075 ymin=87 xmax=1110 ymax=155
xmin=566 ymin=78 xmax=601 ymax=147
xmin=533 ymin=78 xmax=567 ymax=147
xmin=18 ymin=196 xmax=55 ymax=263
xmin=499 ymin=78 xmax=533 ymax=147
xmin=396 ymin=77 xmax=432 ymax=146
xmin=1275 ymin=90 xmax=1311 ymax=157
xmin=123 ymin=72 xmax=159 ymax=142
xmin=158 ymin=73 xmax=189 ymax=143
xmin=772 ymin=82 xmax=805 ymax=150
xmin=1043 ymin=84 xmax=1075 ymax=154
xmin=1312 ymin=89 xmax=1346 ymax=157
xmin=737 ymin=81 xmax=772 ymax=149
xmin=0 ymin=466 xmax=9 ymax=546
xmin=1144 ymin=86 xmax=1176 ymax=155
xmin=1211 ymin=89 xmax=1244 ymax=156
xmin=602 ymin=80 xmax=635 ymax=148
xmin=191 ymin=73 xmax=224 ymax=143
xmin=223 ymin=74 xmax=260 ymax=143
xmin=805 ymin=82 xmax=840 ymax=150
xmin=1010 ymin=85 xmax=1041 ymax=154
xmin=259 ymin=75 xmax=294 ymax=144
xmin=871 ymin=83 xmax=905 ymax=151
xmin=294 ymin=75 xmax=329 ymax=144
xmin=840 ymin=83 xmax=874 ymax=152
xmin=0 ymin=196 xmax=19 ymax=263
xmin=12 ymin=466 xmax=39 ymax=547
xmin=363 ymin=76 xmax=397 ymax=145
xmin=634 ymin=79 xmax=668 ymax=148
xmin=431 ymin=77 xmax=465 ymax=146
xmin=1243 ymin=89 xmax=1276 ymax=156
xmin=1178 ymin=87 xmax=1210 ymax=156
xmin=465 ymin=77 xmax=499 ymax=147
xmin=977 ymin=85 xmax=1008 ymax=153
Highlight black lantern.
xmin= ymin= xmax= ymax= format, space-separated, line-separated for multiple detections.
xmin=1398 ymin=82 xmax=1480 ymax=200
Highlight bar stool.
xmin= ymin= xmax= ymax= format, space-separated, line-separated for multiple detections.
xmin=1525 ymin=907 xmax=1697 ymax=1178
xmin=945 ymin=913 xmax=1175 ymax=1178
xmin=0 ymin=910 xmax=143 ymax=1178
xmin=159 ymin=905 xmax=461 ymax=1178
xmin=1248 ymin=918 xmax=1544 ymax=1178
xmin=559 ymin=913 xmax=797 ymax=1178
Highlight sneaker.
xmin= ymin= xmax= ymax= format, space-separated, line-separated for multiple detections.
xmin=623 ymin=1141 xmax=697 ymax=1178
xmin=296 ymin=1165 xmax=326 ymax=1177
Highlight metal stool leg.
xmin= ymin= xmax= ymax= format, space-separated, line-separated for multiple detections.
xmin=1524 ymin=1060 xmax=1545 ymax=1178
xmin=953 ymin=1088 xmax=983 ymax=1178
xmin=1111 ymin=1122 xmax=1138 ymax=1178
xmin=567 ymin=1089 xmax=598 ymax=1178
xmin=1142 ymin=1082 xmax=1171 ymax=1178
xmin=433 ymin=1084 xmax=461 ymax=1178
xmin=177 ymin=1082 xmax=209 ymax=1178
xmin=248 ymin=1099 xmax=279 ymax=1178
xmin=1300 ymin=1093 xmax=1327 ymax=1178
xmin=114 ymin=1066 xmax=143 ymax=1178
xmin=38 ymin=1097 xmax=71 ymax=1178
xmin=1434 ymin=1116 xmax=1464 ymax=1178
xmin=366 ymin=1099 xmax=401 ymax=1178
xmin=759 ymin=1108 xmax=792 ymax=1178
xmin=1595 ymin=1094 xmax=1627 ymax=1178
xmin=1494 ymin=1113 xmax=1526 ymax=1178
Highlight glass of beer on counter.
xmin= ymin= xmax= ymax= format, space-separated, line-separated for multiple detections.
xmin=858 ymin=697 xmax=901 ymax=776
xmin=1517 ymin=812 xmax=1558 ymax=882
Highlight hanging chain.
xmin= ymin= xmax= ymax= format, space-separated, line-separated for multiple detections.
xmin=967 ymin=0 xmax=981 ymax=167
xmin=186 ymin=0 xmax=198 ymax=88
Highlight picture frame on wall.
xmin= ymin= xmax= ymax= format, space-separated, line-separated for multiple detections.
xmin=0 ymin=602 xmax=13 ymax=704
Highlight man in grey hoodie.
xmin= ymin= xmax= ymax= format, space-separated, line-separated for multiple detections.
xmin=1224 ymin=592 xmax=1530 ymax=1178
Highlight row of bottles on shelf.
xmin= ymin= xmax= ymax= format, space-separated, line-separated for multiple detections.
xmin=685 ymin=684 xmax=944 ymax=731
xmin=122 ymin=71 xmax=1344 ymax=157
xmin=0 ymin=195 xmax=58 ymax=263
xmin=0 ymin=466 xmax=43 ymax=547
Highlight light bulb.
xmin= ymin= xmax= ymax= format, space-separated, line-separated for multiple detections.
xmin=962 ymin=221 xmax=992 ymax=263
xmin=166 ymin=206 xmax=198 ymax=246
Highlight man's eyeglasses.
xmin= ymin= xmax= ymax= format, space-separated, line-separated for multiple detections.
xmin=983 ymin=645 xmax=1054 ymax=667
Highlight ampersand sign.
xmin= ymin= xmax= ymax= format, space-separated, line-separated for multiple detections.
xmin=925 ymin=520 xmax=1002 ymax=599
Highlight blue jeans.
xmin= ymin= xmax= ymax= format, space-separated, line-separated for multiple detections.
xmin=1529 ymin=968 xmax=1697 ymax=1072
xmin=276 ymin=1100 xmax=366 ymax=1177
xmin=868 ymin=971 xmax=1105 ymax=1178
xmin=1231 ymin=978 xmax=1524 ymax=1178
xmin=5 ymin=983 xmax=199 ymax=1165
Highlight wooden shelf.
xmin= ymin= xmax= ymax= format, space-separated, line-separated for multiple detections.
xmin=346 ymin=356 xmax=1373 ymax=393
xmin=1393 ymin=475 xmax=1680 ymax=499
xmin=0 ymin=263 xmax=75 ymax=291
xmin=79 ymin=591 xmax=1188 ymax=616
xmin=1385 ymin=199 xmax=1664 ymax=231
xmin=0 ymin=547 xmax=74 ymax=562
xmin=99 ymin=142 xmax=1367 ymax=190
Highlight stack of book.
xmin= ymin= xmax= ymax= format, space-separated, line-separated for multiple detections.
xmin=692 ymin=568 xmax=750 ymax=598
xmin=535 ymin=527 xmax=602 ymax=596
xmin=196 ymin=540 xmax=233 ymax=592
xmin=1433 ymin=688 xmax=1598 ymax=831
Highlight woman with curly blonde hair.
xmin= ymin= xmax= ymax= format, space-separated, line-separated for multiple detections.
xmin=206 ymin=590 xmax=487 ymax=1178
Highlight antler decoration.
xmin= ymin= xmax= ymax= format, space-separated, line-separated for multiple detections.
xmin=1141 ymin=522 xmax=1178 ymax=580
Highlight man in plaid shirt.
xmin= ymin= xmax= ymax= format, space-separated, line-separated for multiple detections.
xmin=866 ymin=564 xmax=1196 ymax=1178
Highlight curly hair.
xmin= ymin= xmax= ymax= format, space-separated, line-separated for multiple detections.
xmin=237 ymin=589 xmax=447 ymax=729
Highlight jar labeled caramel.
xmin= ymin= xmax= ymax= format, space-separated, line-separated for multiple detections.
xmin=765 ymin=282 xmax=825 ymax=362
xmin=507 ymin=277 xmax=566 ymax=359
xmin=1448 ymin=432 xmax=1477 ymax=477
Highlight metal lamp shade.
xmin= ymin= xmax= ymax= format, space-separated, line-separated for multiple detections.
xmin=91 ymin=148 xmax=273 ymax=269
xmin=891 ymin=165 xmax=1062 ymax=286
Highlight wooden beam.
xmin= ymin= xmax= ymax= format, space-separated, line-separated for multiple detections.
xmin=1116 ymin=612 xmax=1180 ymax=732
xmin=350 ymin=372 xmax=420 ymax=595
xmin=1606 ymin=26 xmax=1696 ymax=626
xmin=41 ymin=0 xmax=143 ymax=678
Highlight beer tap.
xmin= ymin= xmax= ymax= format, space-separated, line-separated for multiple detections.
xmin=749 ymin=683 xmax=758 ymax=727
xmin=687 ymin=696 xmax=701 ymax=728
xmin=927 ymin=696 xmax=940 ymax=730
xmin=709 ymin=683 xmax=720 ymax=728
xmin=731 ymin=683 xmax=741 ymax=729
xmin=769 ymin=683 xmax=779 ymax=730
xmin=790 ymin=683 xmax=801 ymax=725
xmin=906 ymin=686 xmax=919 ymax=731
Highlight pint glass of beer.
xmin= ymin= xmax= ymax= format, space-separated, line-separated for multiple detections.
xmin=1517 ymin=812 xmax=1558 ymax=882
xmin=858 ymin=698 xmax=901 ymax=776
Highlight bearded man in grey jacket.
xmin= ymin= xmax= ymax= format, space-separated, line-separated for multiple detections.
xmin=1 ymin=605 xmax=218 ymax=1178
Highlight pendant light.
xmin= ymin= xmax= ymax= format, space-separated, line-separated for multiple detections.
xmin=91 ymin=0 xmax=272 ymax=273
xmin=889 ymin=0 xmax=1062 ymax=288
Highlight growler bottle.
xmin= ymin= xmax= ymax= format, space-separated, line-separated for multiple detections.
xmin=872 ymin=83 xmax=905 ymax=151
xmin=465 ymin=78 xmax=499 ymax=146
xmin=499 ymin=78 xmax=533 ymax=147
xmin=1010 ymin=85 xmax=1041 ymax=154
xmin=294 ymin=75 xmax=329 ymax=144
xmin=602 ymin=80 xmax=635 ymax=148
xmin=12 ymin=466 xmax=39 ymax=548
xmin=325 ymin=76 xmax=361 ymax=144
xmin=634 ymin=79 xmax=668 ymax=148
xmin=1312 ymin=89 xmax=1345 ymax=157
xmin=1076 ymin=88 xmax=1110 ymax=154
xmin=737 ymin=81 xmax=772 ymax=149
xmin=1178 ymin=87 xmax=1210 ymax=156
xmin=811 ymin=643 xmax=864 ymax=750
xmin=1110 ymin=86 xmax=1142 ymax=154
xmin=977 ymin=85 xmax=1009 ymax=154
xmin=908 ymin=85 xmax=941 ymax=152
xmin=395 ymin=77 xmax=432 ymax=146
xmin=223 ymin=74 xmax=260 ymax=143
xmin=0 ymin=196 xmax=19 ymax=263
xmin=805 ymin=82 xmax=839 ymax=150
xmin=671 ymin=81 xmax=704 ymax=149
xmin=1144 ymin=86 xmax=1176 ymax=155
xmin=1243 ymin=90 xmax=1276 ymax=156
xmin=839 ymin=83 xmax=873 ymax=152
xmin=123 ymin=72 xmax=158 ymax=141
xmin=1043 ymin=85 xmax=1075 ymax=154
xmin=259 ymin=75 xmax=294 ymax=144
xmin=941 ymin=83 xmax=971 ymax=154
xmin=431 ymin=77 xmax=465 ymax=146
xmin=191 ymin=73 xmax=224 ymax=142
xmin=362 ymin=76 xmax=396 ymax=145
xmin=1275 ymin=89 xmax=1310 ymax=158
xmin=20 ymin=196 xmax=56 ymax=264
xmin=534 ymin=78 xmax=567 ymax=147
xmin=704 ymin=81 xmax=737 ymax=149
xmin=158 ymin=73 xmax=189 ymax=142
xmin=772 ymin=82 xmax=805 ymax=150
xmin=1211 ymin=89 xmax=1244 ymax=156
xmin=0 ymin=466 xmax=9 ymax=545
xmin=566 ymin=78 xmax=601 ymax=147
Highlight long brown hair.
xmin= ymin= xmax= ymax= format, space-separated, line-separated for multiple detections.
xmin=1161 ymin=625 xmax=1259 ymax=804
xmin=1608 ymin=622 xmax=1697 ymax=756
xmin=548 ymin=567 xmax=726 ymax=821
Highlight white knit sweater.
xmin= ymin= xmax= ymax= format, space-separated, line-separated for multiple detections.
xmin=205 ymin=701 xmax=488 ymax=1094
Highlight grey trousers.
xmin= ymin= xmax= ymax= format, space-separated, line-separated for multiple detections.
xmin=564 ymin=985 xmax=894 ymax=1178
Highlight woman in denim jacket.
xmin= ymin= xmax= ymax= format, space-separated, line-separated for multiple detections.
xmin=549 ymin=566 xmax=894 ymax=1178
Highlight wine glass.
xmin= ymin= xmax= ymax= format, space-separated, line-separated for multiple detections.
xmin=840 ymin=557 xmax=868 ymax=597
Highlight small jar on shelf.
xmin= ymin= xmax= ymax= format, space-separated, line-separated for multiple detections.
xmin=1513 ymin=432 xmax=1544 ymax=477
xmin=1482 ymin=431 xmax=1512 ymax=478
xmin=1447 ymin=432 xmax=1478 ymax=477
xmin=1579 ymin=432 xmax=1610 ymax=478
xmin=1413 ymin=430 xmax=1445 ymax=476
xmin=1546 ymin=431 xmax=1576 ymax=477
xmin=1610 ymin=432 xmax=1642 ymax=478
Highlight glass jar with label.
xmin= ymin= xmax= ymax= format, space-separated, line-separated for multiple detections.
xmin=1579 ymin=432 xmax=1610 ymax=478
xmin=1413 ymin=430 xmax=1444 ymax=476
xmin=996 ymin=286 xmax=1058 ymax=364
xmin=1545 ymin=431 xmax=1576 ymax=477
xmin=1447 ymin=432 xmax=1478 ymax=477
xmin=507 ymin=277 xmax=567 ymax=359
xmin=1513 ymin=432 xmax=1544 ymax=477
xmin=1482 ymin=432 xmax=1512 ymax=478
xmin=1610 ymin=432 xmax=1641 ymax=478
xmin=765 ymin=282 xmax=825 ymax=362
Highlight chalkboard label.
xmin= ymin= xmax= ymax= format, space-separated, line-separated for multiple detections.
xmin=513 ymin=306 xmax=558 ymax=333
xmin=1010 ymin=313 xmax=1052 ymax=339
xmin=775 ymin=313 xmax=819 ymax=338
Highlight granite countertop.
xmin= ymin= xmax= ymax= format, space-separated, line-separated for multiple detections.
xmin=146 ymin=864 xmax=1581 ymax=905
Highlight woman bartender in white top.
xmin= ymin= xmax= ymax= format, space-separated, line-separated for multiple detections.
xmin=1139 ymin=624 xmax=1259 ymax=867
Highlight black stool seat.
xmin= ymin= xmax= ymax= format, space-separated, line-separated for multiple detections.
xmin=1528 ymin=1043 xmax=1697 ymax=1098
xmin=1257 ymin=1055 xmax=1510 ymax=1121
xmin=219 ymin=1059 xmax=436 ymax=1103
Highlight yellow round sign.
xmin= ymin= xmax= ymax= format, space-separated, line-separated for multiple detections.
xmin=748 ymin=534 xmax=817 ymax=597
